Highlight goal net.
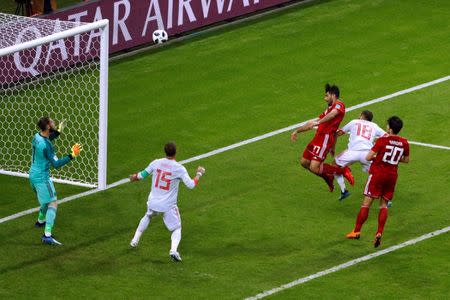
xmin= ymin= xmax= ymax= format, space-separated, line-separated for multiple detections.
xmin=0 ymin=13 xmax=109 ymax=189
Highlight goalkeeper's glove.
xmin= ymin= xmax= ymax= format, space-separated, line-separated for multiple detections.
xmin=49 ymin=120 xmax=65 ymax=141
xmin=70 ymin=143 xmax=82 ymax=159
xmin=57 ymin=119 xmax=65 ymax=132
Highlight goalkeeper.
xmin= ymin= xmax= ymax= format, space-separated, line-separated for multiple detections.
xmin=30 ymin=117 xmax=82 ymax=245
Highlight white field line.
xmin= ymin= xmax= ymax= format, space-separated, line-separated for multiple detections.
xmin=244 ymin=225 xmax=450 ymax=300
xmin=1 ymin=75 xmax=449 ymax=224
xmin=409 ymin=141 xmax=450 ymax=150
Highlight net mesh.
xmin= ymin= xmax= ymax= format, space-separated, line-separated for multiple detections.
xmin=0 ymin=13 xmax=105 ymax=187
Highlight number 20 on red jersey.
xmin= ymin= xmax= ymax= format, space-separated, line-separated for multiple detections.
xmin=382 ymin=145 xmax=404 ymax=165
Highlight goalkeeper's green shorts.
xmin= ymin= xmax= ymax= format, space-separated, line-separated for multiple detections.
xmin=30 ymin=179 xmax=57 ymax=204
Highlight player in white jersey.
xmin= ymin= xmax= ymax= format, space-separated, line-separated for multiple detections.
xmin=333 ymin=110 xmax=386 ymax=200
xmin=129 ymin=142 xmax=205 ymax=262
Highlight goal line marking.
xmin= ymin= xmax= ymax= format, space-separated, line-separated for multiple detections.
xmin=244 ymin=225 xmax=450 ymax=300
xmin=0 ymin=75 xmax=449 ymax=224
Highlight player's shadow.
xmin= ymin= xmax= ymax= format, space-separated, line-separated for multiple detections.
xmin=142 ymin=258 xmax=169 ymax=265
xmin=0 ymin=226 xmax=135 ymax=275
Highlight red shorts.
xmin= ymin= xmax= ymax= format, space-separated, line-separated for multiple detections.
xmin=302 ymin=133 xmax=334 ymax=162
xmin=363 ymin=173 xmax=398 ymax=201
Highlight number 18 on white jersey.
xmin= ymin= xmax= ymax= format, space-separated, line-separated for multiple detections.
xmin=341 ymin=119 xmax=386 ymax=151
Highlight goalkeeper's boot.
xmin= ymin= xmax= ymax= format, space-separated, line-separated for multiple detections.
xmin=338 ymin=189 xmax=351 ymax=201
xmin=322 ymin=174 xmax=334 ymax=192
xmin=373 ymin=233 xmax=382 ymax=248
xmin=170 ymin=250 xmax=182 ymax=262
xmin=42 ymin=235 xmax=62 ymax=246
xmin=34 ymin=221 xmax=46 ymax=228
xmin=343 ymin=167 xmax=355 ymax=186
xmin=346 ymin=230 xmax=360 ymax=239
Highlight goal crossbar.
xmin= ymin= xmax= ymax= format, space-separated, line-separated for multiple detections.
xmin=0 ymin=19 xmax=109 ymax=57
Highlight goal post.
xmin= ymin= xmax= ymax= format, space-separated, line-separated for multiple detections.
xmin=98 ymin=19 xmax=109 ymax=191
xmin=0 ymin=14 xmax=109 ymax=190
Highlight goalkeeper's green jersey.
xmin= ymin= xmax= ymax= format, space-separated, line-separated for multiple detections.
xmin=29 ymin=133 xmax=71 ymax=182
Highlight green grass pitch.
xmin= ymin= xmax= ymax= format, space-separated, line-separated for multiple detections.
xmin=1 ymin=0 xmax=449 ymax=298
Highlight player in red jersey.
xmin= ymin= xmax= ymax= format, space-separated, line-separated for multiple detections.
xmin=291 ymin=84 xmax=354 ymax=191
xmin=346 ymin=116 xmax=409 ymax=248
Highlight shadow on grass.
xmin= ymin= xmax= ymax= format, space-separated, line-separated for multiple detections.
xmin=0 ymin=226 xmax=139 ymax=275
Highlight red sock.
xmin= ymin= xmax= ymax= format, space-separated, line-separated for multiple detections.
xmin=377 ymin=207 xmax=388 ymax=235
xmin=321 ymin=163 xmax=345 ymax=175
xmin=354 ymin=206 xmax=370 ymax=232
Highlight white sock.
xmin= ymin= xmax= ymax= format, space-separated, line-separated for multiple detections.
xmin=335 ymin=174 xmax=346 ymax=193
xmin=132 ymin=214 xmax=151 ymax=242
xmin=170 ymin=228 xmax=182 ymax=252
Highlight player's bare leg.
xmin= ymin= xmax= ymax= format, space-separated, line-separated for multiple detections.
xmin=169 ymin=228 xmax=182 ymax=262
xmin=347 ymin=196 xmax=375 ymax=239
xmin=374 ymin=198 xmax=389 ymax=248
xmin=300 ymin=157 xmax=311 ymax=171
xmin=131 ymin=213 xmax=152 ymax=248
xmin=308 ymin=160 xmax=335 ymax=192
xmin=301 ymin=157 xmax=334 ymax=191
xmin=309 ymin=160 xmax=322 ymax=175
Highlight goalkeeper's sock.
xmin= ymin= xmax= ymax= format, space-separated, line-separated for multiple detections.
xmin=44 ymin=206 xmax=57 ymax=237
xmin=170 ymin=228 xmax=182 ymax=252
xmin=132 ymin=214 xmax=151 ymax=242
xmin=37 ymin=204 xmax=48 ymax=223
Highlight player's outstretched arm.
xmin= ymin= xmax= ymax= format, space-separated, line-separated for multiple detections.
xmin=129 ymin=170 xmax=150 ymax=182
xmin=181 ymin=166 xmax=205 ymax=189
xmin=336 ymin=129 xmax=346 ymax=136
xmin=130 ymin=160 xmax=157 ymax=182
xmin=400 ymin=155 xmax=409 ymax=163
xmin=44 ymin=143 xmax=81 ymax=169
xmin=291 ymin=120 xmax=317 ymax=141
xmin=365 ymin=150 xmax=376 ymax=161
xmin=315 ymin=109 xmax=339 ymax=126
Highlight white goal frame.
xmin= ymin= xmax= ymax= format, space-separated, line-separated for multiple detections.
xmin=0 ymin=19 xmax=109 ymax=190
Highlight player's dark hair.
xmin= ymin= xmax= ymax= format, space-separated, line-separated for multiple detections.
xmin=361 ymin=110 xmax=373 ymax=122
xmin=164 ymin=142 xmax=177 ymax=157
xmin=325 ymin=83 xmax=340 ymax=98
xmin=388 ymin=116 xmax=403 ymax=134
xmin=37 ymin=117 xmax=51 ymax=131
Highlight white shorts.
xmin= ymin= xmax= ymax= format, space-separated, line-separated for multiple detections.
xmin=146 ymin=205 xmax=182 ymax=231
xmin=335 ymin=149 xmax=371 ymax=172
